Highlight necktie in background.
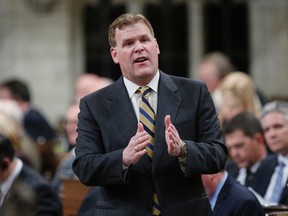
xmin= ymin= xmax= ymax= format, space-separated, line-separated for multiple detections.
xmin=269 ymin=161 xmax=285 ymax=203
xmin=245 ymin=169 xmax=254 ymax=187
xmin=139 ymin=86 xmax=160 ymax=215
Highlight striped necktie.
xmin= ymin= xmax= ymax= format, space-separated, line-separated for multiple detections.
xmin=138 ymin=86 xmax=160 ymax=215
xmin=269 ymin=161 xmax=285 ymax=203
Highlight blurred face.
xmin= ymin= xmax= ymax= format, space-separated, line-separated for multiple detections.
xmin=110 ymin=21 xmax=160 ymax=86
xmin=225 ymin=130 xmax=262 ymax=168
xmin=65 ymin=105 xmax=80 ymax=146
xmin=262 ymin=111 xmax=288 ymax=156
xmin=220 ymin=91 xmax=245 ymax=122
xmin=0 ymin=87 xmax=13 ymax=100
xmin=198 ymin=62 xmax=219 ymax=93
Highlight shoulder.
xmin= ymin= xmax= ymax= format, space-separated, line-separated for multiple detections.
xmin=18 ymin=165 xmax=51 ymax=188
xmin=82 ymin=78 xmax=124 ymax=102
xmin=159 ymin=71 xmax=209 ymax=98
xmin=161 ymin=71 xmax=204 ymax=87
xmin=224 ymin=175 xmax=259 ymax=201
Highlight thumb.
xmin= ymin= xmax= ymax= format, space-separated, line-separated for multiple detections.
xmin=137 ymin=122 xmax=144 ymax=132
xmin=164 ymin=115 xmax=171 ymax=128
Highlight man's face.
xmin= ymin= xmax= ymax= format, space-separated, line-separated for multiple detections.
xmin=262 ymin=111 xmax=288 ymax=156
xmin=0 ymin=87 xmax=13 ymax=100
xmin=110 ymin=21 xmax=160 ymax=86
xmin=225 ymin=130 xmax=261 ymax=168
xmin=198 ymin=62 xmax=219 ymax=93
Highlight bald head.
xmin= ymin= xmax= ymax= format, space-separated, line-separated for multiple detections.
xmin=75 ymin=74 xmax=113 ymax=101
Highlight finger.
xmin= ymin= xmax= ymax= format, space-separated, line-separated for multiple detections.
xmin=164 ymin=115 xmax=171 ymax=128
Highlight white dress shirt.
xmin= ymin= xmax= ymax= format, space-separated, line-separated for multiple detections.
xmin=0 ymin=158 xmax=23 ymax=206
xmin=123 ymin=71 xmax=159 ymax=120
xmin=264 ymin=155 xmax=288 ymax=204
xmin=236 ymin=159 xmax=262 ymax=185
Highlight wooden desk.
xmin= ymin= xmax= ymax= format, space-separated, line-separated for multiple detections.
xmin=60 ymin=178 xmax=91 ymax=216
xmin=264 ymin=205 xmax=288 ymax=216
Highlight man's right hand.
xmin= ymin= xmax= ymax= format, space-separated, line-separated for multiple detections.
xmin=122 ymin=123 xmax=149 ymax=166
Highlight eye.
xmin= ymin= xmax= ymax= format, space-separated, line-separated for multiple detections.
xmin=123 ymin=40 xmax=133 ymax=47
xmin=141 ymin=37 xmax=150 ymax=43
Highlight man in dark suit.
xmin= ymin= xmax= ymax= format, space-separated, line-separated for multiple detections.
xmin=0 ymin=133 xmax=62 ymax=216
xmin=72 ymin=13 xmax=227 ymax=216
xmin=224 ymin=112 xmax=276 ymax=196
xmin=260 ymin=101 xmax=288 ymax=205
xmin=201 ymin=170 xmax=265 ymax=216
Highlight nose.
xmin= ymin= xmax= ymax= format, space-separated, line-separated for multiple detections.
xmin=134 ymin=41 xmax=144 ymax=52
xmin=229 ymin=147 xmax=238 ymax=160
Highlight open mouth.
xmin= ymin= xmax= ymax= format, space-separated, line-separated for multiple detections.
xmin=134 ymin=57 xmax=148 ymax=63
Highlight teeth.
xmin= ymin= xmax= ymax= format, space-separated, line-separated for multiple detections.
xmin=136 ymin=57 xmax=146 ymax=62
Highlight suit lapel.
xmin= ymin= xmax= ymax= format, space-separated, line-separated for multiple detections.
xmin=107 ymin=78 xmax=138 ymax=147
xmin=153 ymin=72 xmax=181 ymax=171
xmin=213 ymin=175 xmax=231 ymax=216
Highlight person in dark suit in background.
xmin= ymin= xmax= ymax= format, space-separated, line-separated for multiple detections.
xmin=0 ymin=79 xmax=57 ymax=178
xmin=260 ymin=101 xmax=288 ymax=205
xmin=73 ymin=13 xmax=227 ymax=216
xmin=0 ymin=133 xmax=62 ymax=216
xmin=201 ymin=170 xmax=265 ymax=216
xmin=224 ymin=112 xmax=276 ymax=197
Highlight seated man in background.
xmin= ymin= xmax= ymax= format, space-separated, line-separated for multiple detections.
xmin=0 ymin=133 xmax=62 ymax=216
xmin=201 ymin=170 xmax=265 ymax=216
xmin=51 ymin=102 xmax=80 ymax=192
xmin=224 ymin=112 xmax=276 ymax=197
xmin=260 ymin=101 xmax=288 ymax=205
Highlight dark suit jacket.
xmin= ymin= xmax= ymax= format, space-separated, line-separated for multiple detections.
xmin=73 ymin=72 xmax=227 ymax=216
xmin=0 ymin=165 xmax=62 ymax=216
xmin=213 ymin=175 xmax=265 ymax=216
xmin=225 ymin=154 xmax=278 ymax=197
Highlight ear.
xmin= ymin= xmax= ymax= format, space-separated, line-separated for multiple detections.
xmin=154 ymin=38 xmax=160 ymax=55
xmin=0 ymin=157 xmax=10 ymax=170
xmin=110 ymin=47 xmax=119 ymax=64
xmin=254 ymin=133 xmax=264 ymax=146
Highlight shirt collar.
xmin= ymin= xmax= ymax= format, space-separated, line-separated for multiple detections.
xmin=0 ymin=158 xmax=23 ymax=203
xmin=124 ymin=70 xmax=159 ymax=99
xmin=278 ymin=154 xmax=288 ymax=166
xmin=249 ymin=158 xmax=263 ymax=174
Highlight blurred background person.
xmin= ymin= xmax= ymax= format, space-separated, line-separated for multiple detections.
xmin=0 ymin=79 xmax=58 ymax=179
xmin=197 ymin=52 xmax=234 ymax=110
xmin=0 ymin=133 xmax=62 ymax=216
xmin=74 ymin=73 xmax=113 ymax=102
xmin=51 ymin=102 xmax=80 ymax=193
xmin=52 ymin=74 xmax=112 ymax=193
xmin=201 ymin=170 xmax=265 ymax=216
xmin=259 ymin=101 xmax=288 ymax=205
xmin=0 ymin=111 xmax=35 ymax=168
xmin=217 ymin=71 xmax=262 ymax=128
xmin=223 ymin=112 xmax=276 ymax=197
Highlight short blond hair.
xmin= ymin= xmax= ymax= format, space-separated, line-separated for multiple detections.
xmin=218 ymin=71 xmax=261 ymax=123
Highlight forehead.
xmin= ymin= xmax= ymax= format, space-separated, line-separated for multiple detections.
xmin=262 ymin=111 xmax=288 ymax=125
xmin=115 ymin=22 xmax=152 ymax=40
xmin=225 ymin=130 xmax=251 ymax=145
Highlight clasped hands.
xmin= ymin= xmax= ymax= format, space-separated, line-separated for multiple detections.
xmin=122 ymin=115 xmax=183 ymax=166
